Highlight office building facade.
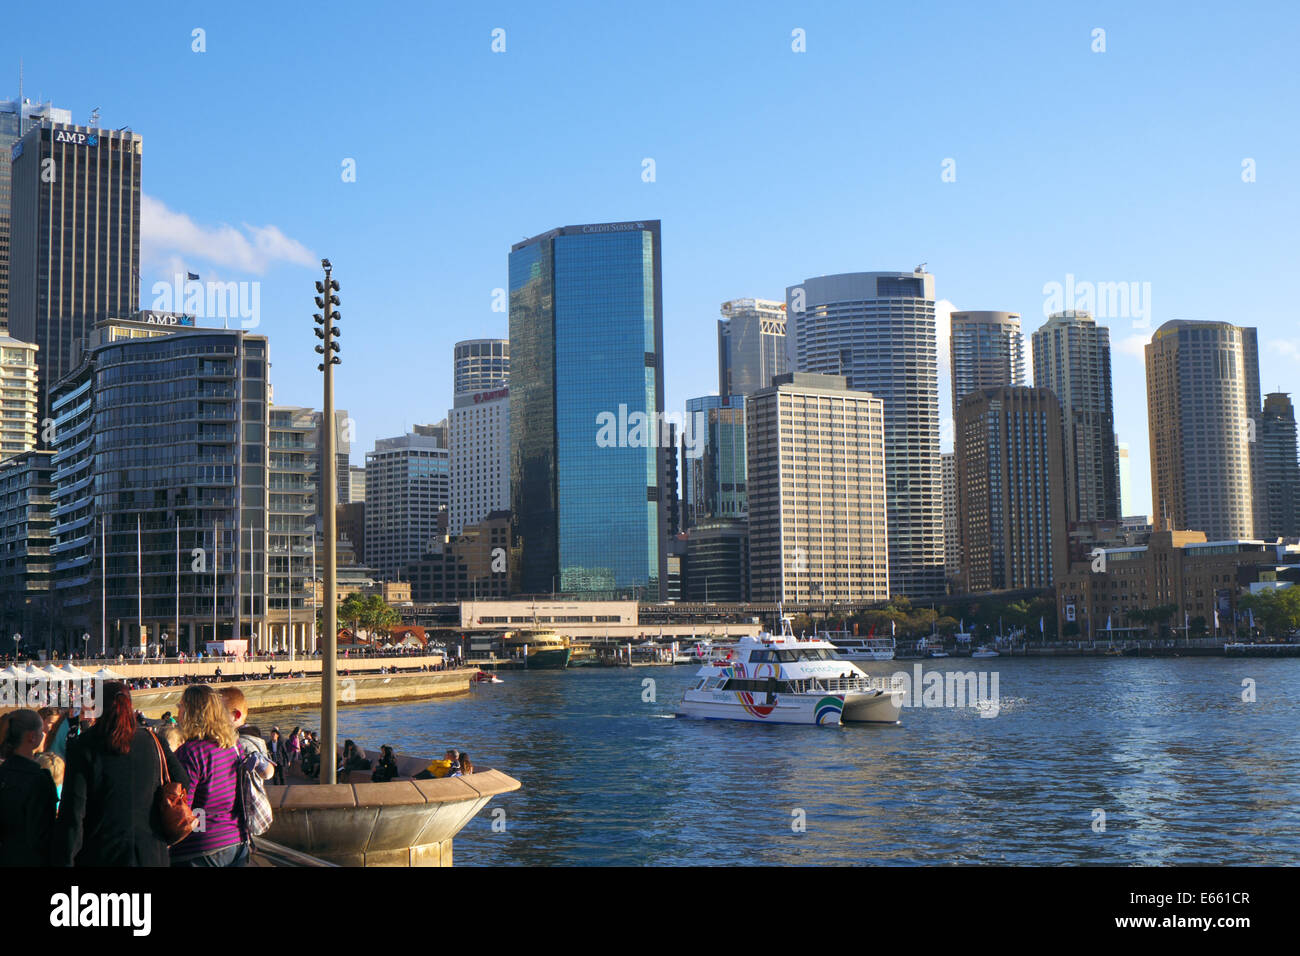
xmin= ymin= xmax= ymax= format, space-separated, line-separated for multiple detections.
xmin=682 ymin=394 xmax=746 ymax=529
xmin=942 ymin=451 xmax=961 ymax=591
xmin=718 ymin=298 xmax=788 ymax=396
xmin=1032 ymin=311 xmax=1120 ymax=524
xmin=8 ymin=121 xmax=142 ymax=419
xmin=449 ymin=384 xmax=509 ymax=536
xmin=950 ymin=311 xmax=1025 ymax=416
xmin=0 ymin=96 xmax=72 ymax=329
xmin=1254 ymin=392 xmax=1299 ymax=540
xmin=747 ymin=372 xmax=889 ymax=603
xmin=267 ymin=405 xmax=316 ymax=653
xmin=1145 ymin=320 xmax=1259 ymax=540
xmin=956 ymin=387 xmax=1068 ymax=592
xmin=786 ymin=270 xmax=942 ymax=598
xmin=454 ymin=338 xmax=508 ymax=397
xmin=509 ymin=220 xmax=667 ymax=598
xmin=364 ymin=430 xmax=450 ymax=582
xmin=48 ymin=319 xmax=268 ymax=653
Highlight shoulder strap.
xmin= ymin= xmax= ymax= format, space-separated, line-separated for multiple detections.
xmin=149 ymin=730 xmax=169 ymax=787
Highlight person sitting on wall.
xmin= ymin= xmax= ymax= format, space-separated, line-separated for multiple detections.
xmin=370 ymin=746 xmax=399 ymax=783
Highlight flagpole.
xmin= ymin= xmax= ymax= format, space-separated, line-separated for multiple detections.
xmin=100 ymin=516 xmax=106 ymax=657
xmin=175 ymin=515 xmax=181 ymax=658
xmin=137 ymin=514 xmax=143 ymax=655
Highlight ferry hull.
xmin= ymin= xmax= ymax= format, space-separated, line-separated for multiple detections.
xmin=676 ymin=692 xmax=847 ymax=726
xmin=840 ymin=690 xmax=903 ymax=724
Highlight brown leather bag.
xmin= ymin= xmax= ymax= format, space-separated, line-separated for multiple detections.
xmin=150 ymin=731 xmax=198 ymax=845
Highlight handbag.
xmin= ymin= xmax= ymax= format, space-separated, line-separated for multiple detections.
xmin=235 ymin=738 xmax=274 ymax=837
xmin=150 ymin=731 xmax=198 ymax=846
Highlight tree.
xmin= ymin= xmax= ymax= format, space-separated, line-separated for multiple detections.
xmin=1240 ymin=587 xmax=1300 ymax=638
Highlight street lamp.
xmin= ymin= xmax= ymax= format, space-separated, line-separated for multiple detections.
xmin=11 ymin=632 xmax=20 ymax=660
xmin=82 ymin=632 xmax=90 ymax=661
xmin=161 ymin=632 xmax=169 ymax=660
xmin=314 ymin=259 xmax=341 ymax=784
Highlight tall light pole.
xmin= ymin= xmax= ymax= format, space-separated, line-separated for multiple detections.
xmin=315 ymin=259 xmax=342 ymax=784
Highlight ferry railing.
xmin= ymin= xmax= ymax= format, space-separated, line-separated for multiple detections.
xmin=818 ymin=675 xmax=906 ymax=695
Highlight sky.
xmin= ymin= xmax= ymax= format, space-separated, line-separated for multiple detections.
xmin=6 ymin=0 xmax=1300 ymax=519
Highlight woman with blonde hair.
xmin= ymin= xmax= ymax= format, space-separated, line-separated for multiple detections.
xmin=171 ymin=684 xmax=248 ymax=867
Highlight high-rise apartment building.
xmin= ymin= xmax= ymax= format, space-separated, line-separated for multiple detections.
xmin=1117 ymin=441 xmax=1132 ymax=515
xmin=449 ymin=384 xmax=509 ymax=535
xmin=1031 ymin=311 xmax=1120 ymax=524
xmin=313 ymin=409 xmax=352 ymax=506
xmin=1254 ymin=392 xmax=1299 ymax=540
xmin=364 ymin=430 xmax=449 ymax=581
xmin=0 ymin=448 xmax=54 ymax=647
xmin=1146 ymin=320 xmax=1259 ymax=541
xmin=956 ymin=387 xmax=1068 ymax=591
xmin=718 ymin=298 xmax=788 ymax=396
xmin=681 ymin=394 xmax=746 ymax=528
xmin=0 ymin=332 xmax=39 ymax=459
xmin=454 ymin=338 xmax=508 ymax=397
xmin=267 ymin=405 xmax=316 ymax=653
xmin=8 ymin=121 xmax=142 ymax=419
xmin=48 ymin=318 xmax=267 ymax=653
xmin=347 ymin=465 xmax=365 ymax=503
xmin=747 ymin=372 xmax=889 ymax=603
xmin=509 ymin=220 xmax=667 ymax=599
xmin=786 ymin=270 xmax=942 ymax=599
xmin=950 ymin=311 xmax=1025 ymax=416
xmin=0 ymin=96 xmax=71 ymax=329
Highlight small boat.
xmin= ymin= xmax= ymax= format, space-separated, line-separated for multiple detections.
xmin=472 ymin=670 xmax=504 ymax=684
xmin=916 ymin=636 xmax=948 ymax=658
xmin=676 ymin=617 xmax=902 ymax=726
xmin=971 ymin=645 xmax=1000 ymax=659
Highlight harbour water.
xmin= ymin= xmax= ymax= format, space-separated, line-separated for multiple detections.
xmin=260 ymin=658 xmax=1300 ymax=865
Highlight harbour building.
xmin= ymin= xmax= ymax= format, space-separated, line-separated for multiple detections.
xmin=364 ymin=429 xmax=450 ymax=582
xmin=48 ymin=317 xmax=267 ymax=654
xmin=786 ymin=269 xmax=943 ymax=599
xmin=747 ymin=372 xmax=889 ymax=603
xmin=1253 ymin=392 xmax=1299 ymax=541
xmin=267 ymin=405 xmax=317 ymax=654
xmin=509 ymin=220 xmax=667 ymax=599
xmin=949 ymin=311 xmax=1025 ymax=416
xmin=0 ymin=448 xmax=54 ymax=649
xmin=0 ymin=331 xmax=39 ymax=459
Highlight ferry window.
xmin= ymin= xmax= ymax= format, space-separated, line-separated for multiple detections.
xmin=776 ymin=650 xmax=798 ymax=662
xmin=750 ymin=650 xmax=771 ymax=662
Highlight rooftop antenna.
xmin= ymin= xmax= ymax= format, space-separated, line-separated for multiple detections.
xmin=90 ymin=106 xmax=100 ymax=127
xmin=914 ymin=262 xmax=927 ymax=273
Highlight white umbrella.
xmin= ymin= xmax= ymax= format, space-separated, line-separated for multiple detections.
xmin=0 ymin=665 xmax=23 ymax=679
xmin=41 ymin=664 xmax=72 ymax=681
xmin=22 ymin=663 xmax=45 ymax=678
xmin=94 ymin=667 xmax=123 ymax=679
xmin=60 ymin=663 xmax=92 ymax=679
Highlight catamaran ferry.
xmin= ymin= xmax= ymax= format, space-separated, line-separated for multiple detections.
xmin=676 ymin=620 xmax=903 ymax=726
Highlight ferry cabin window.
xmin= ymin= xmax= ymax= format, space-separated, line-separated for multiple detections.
xmin=719 ymin=679 xmax=796 ymax=694
xmin=749 ymin=650 xmax=772 ymax=662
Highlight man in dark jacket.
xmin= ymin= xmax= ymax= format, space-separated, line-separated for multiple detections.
xmin=0 ymin=709 xmax=57 ymax=866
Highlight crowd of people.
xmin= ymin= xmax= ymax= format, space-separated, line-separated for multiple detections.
xmin=0 ymin=686 xmax=477 ymax=867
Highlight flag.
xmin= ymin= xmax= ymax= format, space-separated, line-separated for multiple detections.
xmin=1249 ymin=608 xmax=1255 ymax=629
xmin=1214 ymin=608 xmax=1220 ymax=630
xmin=186 ymin=272 xmax=200 ymax=281
xmin=1039 ymin=616 xmax=1044 ymax=634
xmin=1107 ymin=615 xmax=1112 ymax=631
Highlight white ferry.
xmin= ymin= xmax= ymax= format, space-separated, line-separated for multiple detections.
xmin=676 ymin=620 xmax=903 ymax=726
xmin=820 ymin=628 xmax=897 ymax=661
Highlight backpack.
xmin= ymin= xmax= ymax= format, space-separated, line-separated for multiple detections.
xmin=235 ymin=734 xmax=274 ymax=837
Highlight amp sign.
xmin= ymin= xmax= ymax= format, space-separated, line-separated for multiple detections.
xmin=53 ymin=129 xmax=98 ymax=147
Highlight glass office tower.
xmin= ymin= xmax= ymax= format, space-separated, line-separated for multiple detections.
xmin=509 ymin=220 xmax=666 ymax=599
xmin=682 ymin=394 xmax=747 ymax=528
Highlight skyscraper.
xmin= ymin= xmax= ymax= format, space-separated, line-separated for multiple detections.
xmin=1117 ymin=441 xmax=1133 ymax=515
xmin=509 ymin=220 xmax=666 ymax=599
xmin=942 ymin=451 xmax=961 ymax=591
xmin=454 ymin=338 xmax=509 ymax=396
xmin=267 ymin=405 xmax=317 ymax=654
xmin=956 ymin=387 xmax=1068 ymax=591
xmin=1031 ymin=311 xmax=1120 ymax=524
xmin=681 ymin=394 xmax=746 ymax=528
xmin=0 ymin=96 xmax=71 ymax=329
xmin=718 ymin=298 xmax=788 ymax=396
xmin=364 ymin=430 xmax=450 ymax=581
xmin=8 ymin=121 xmax=142 ymax=418
xmin=786 ymin=269 xmax=942 ymax=599
xmin=1145 ymin=320 xmax=1259 ymax=540
xmin=1254 ymin=392 xmax=1299 ymax=540
xmin=312 ymin=409 xmax=352 ymax=507
xmin=950 ymin=311 xmax=1025 ymax=417
xmin=747 ymin=372 xmax=889 ymax=603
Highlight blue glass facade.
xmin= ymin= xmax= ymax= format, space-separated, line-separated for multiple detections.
xmin=682 ymin=394 xmax=747 ymax=528
xmin=509 ymin=221 xmax=666 ymax=598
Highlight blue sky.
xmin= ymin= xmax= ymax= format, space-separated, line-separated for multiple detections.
xmin=6 ymin=0 xmax=1299 ymax=518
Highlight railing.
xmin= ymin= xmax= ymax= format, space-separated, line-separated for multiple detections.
xmin=819 ymin=675 xmax=905 ymax=694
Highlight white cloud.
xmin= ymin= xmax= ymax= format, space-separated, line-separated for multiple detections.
xmin=1117 ymin=333 xmax=1152 ymax=359
xmin=1271 ymin=339 xmax=1300 ymax=361
xmin=141 ymin=194 xmax=314 ymax=274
